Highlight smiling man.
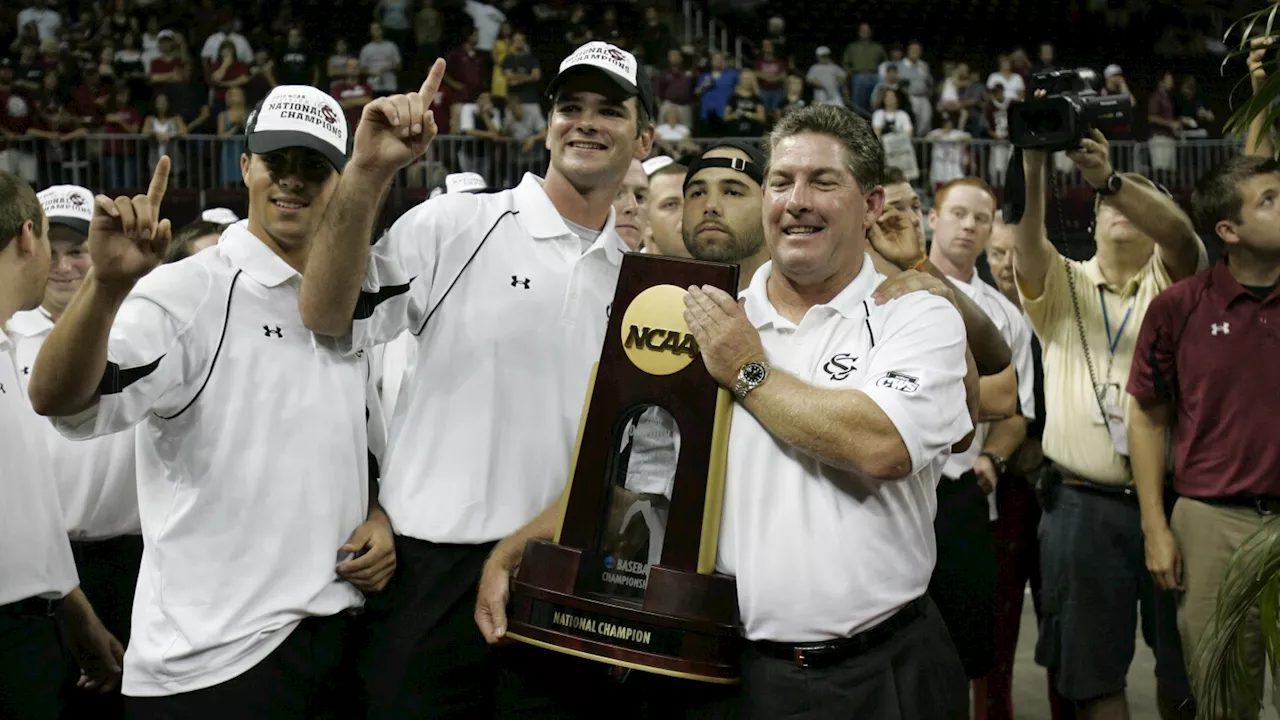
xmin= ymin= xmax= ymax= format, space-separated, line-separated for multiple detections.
xmin=297 ymin=43 xmax=655 ymax=718
xmin=27 ymin=85 xmax=395 ymax=717
xmin=8 ymin=184 xmax=143 ymax=720
xmin=613 ymin=157 xmax=650 ymax=250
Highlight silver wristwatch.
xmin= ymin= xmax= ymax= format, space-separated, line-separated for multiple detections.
xmin=732 ymin=361 xmax=770 ymax=400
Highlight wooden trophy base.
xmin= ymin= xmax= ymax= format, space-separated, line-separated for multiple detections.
xmin=505 ymin=539 xmax=743 ymax=684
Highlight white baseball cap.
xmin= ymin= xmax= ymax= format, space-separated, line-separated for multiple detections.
xmin=37 ymin=184 xmax=94 ymax=237
xmin=642 ymin=155 xmax=675 ymax=176
xmin=201 ymin=207 xmax=240 ymax=224
xmin=545 ymin=41 xmax=654 ymax=117
xmin=245 ymin=85 xmax=351 ymax=172
xmin=816 ymin=46 xmax=832 ymax=57
xmin=1104 ymin=64 xmax=1123 ymax=78
xmin=444 ymin=172 xmax=487 ymax=195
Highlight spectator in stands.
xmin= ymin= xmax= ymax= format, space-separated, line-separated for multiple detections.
xmin=656 ymin=47 xmax=695 ymax=130
xmin=638 ymin=7 xmax=672 ymax=72
xmin=148 ymin=30 xmax=184 ymax=95
xmin=169 ymin=63 xmax=211 ymax=134
xmin=872 ymin=89 xmax=913 ymax=138
xmin=101 ymin=84 xmax=141 ymax=188
xmin=375 ymin=0 xmax=413 ymax=56
xmin=1103 ymin=64 xmax=1131 ymax=100
xmin=653 ymin=105 xmax=695 ymax=158
xmin=1033 ymin=42 xmax=1057 ymax=73
xmin=987 ymin=54 xmax=1026 ymax=102
xmin=69 ymin=64 xmax=109 ymax=126
xmin=465 ymin=0 xmax=506 ymax=69
xmin=595 ymin=8 xmax=628 ymax=51
xmin=763 ymin=15 xmax=788 ymax=65
xmin=563 ymin=5 xmax=591 ymax=51
xmin=458 ymin=90 xmax=502 ymax=177
xmin=503 ymin=99 xmax=546 ymax=180
xmin=17 ymin=0 xmax=62 ymax=43
xmin=724 ymin=70 xmax=766 ymax=138
xmin=929 ymin=110 xmax=972 ymax=187
xmin=444 ymin=28 xmax=486 ymax=104
xmin=326 ymin=37 xmax=353 ymax=84
xmin=871 ymin=63 xmax=902 ymax=110
xmin=143 ymin=92 xmax=186 ymax=176
xmin=488 ymin=22 xmax=512 ymax=101
xmin=96 ymin=46 xmax=118 ymax=85
xmin=210 ymin=41 xmax=250 ymax=114
xmin=843 ymin=23 xmax=887 ymax=113
xmin=1148 ymin=71 xmax=1180 ymax=177
xmin=1175 ymin=75 xmax=1214 ymax=140
xmin=199 ymin=15 xmax=253 ymax=72
xmin=14 ymin=42 xmax=44 ymax=94
xmin=246 ymin=48 xmax=277 ymax=107
xmin=360 ymin=22 xmax=402 ymax=97
xmin=806 ymin=46 xmax=848 ymax=107
xmin=414 ymin=0 xmax=444 ymax=66
xmin=276 ymin=27 xmax=318 ymax=88
xmin=900 ymin=41 xmax=934 ymax=135
xmin=695 ymin=51 xmax=738 ymax=136
xmin=754 ymin=39 xmax=788 ymax=115
xmin=215 ymin=86 xmax=247 ymax=187
xmin=778 ymin=74 xmax=808 ymax=121
xmin=502 ymin=31 xmax=541 ymax=110
xmin=332 ymin=57 xmax=374 ymax=134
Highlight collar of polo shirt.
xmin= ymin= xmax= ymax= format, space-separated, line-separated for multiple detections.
xmin=219 ymin=222 xmax=300 ymax=287
xmin=6 ymin=308 xmax=53 ymax=338
xmin=512 ymin=175 xmax=626 ymax=263
xmin=743 ymin=255 xmax=882 ymax=329
xmin=1081 ymin=255 xmax=1146 ymax=296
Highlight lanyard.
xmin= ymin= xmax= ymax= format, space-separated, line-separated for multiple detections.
xmin=1099 ymin=287 xmax=1133 ymax=356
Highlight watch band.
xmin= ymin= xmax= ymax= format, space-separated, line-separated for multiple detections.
xmin=1093 ymin=171 xmax=1121 ymax=196
xmin=981 ymin=452 xmax=1008 ymax=476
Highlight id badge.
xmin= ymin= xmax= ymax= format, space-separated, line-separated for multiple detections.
xmin=1090 ymin=383 xmax=1120 ymax=425
xmin=1103 ymin=401 xmax=1129 ymax=456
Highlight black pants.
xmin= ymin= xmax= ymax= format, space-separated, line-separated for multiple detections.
xmin=739 ymin=597 xmax=967 ymax=719
xmin=62 ymin=534 xmax=143 ymax=720
xmin=0 ymin=603 xmax=74 ymax=720
xmin=929 ymin=473 xmax=997 ymax=680
xmin=124 ymin=613 xmax=349 ymax=720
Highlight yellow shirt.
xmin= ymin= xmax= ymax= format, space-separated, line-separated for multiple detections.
xmin=1016 ymin=251 xmax=1172 ymax=485
xmin=491 ymin=38 xmax=510 ymax=98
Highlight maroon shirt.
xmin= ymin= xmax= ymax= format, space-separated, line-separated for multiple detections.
xmin=1128 ymin=260 xmax=1280 ymax=498
xmin=655 ymin=67 xmax=694 ymax=105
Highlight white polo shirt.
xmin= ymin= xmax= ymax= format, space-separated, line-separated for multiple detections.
xmin=941 ymin=273 xmax=1037 ymax=519
xmin=716 ymin=258 xmax=973 ymax=643
xmin=9 ymin=310 xmax=141 ymax=540
xmin=0 ymin=326 xmax=78 ymax=606
xmin=51 ymin=223 xmax=371 ymax=697
xmin=350 ymin=173 xmax=624 ymax=544
xmin=369 ymin=330 xmax=417 ymax=429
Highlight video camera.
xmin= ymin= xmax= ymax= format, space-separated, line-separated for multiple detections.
xmin=1008 ymin=68 xmax=1133 ymax=152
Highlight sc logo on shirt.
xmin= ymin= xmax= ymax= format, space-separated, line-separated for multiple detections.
xmin=822 ymin=353 xmax=858 ymax=381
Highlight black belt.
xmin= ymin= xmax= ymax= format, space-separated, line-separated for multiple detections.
xmin=0 ymin=596 xmax=62 ymax=618
xmin=750 ymin=596 xmax=927 ymax=669
xmin=1055 ymin=464 xmax=1136 ymax=501
xmin=1198 ymin=495 xmax=1280 ymax=516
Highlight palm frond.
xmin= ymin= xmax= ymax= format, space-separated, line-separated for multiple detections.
xmin=1193 ymin=517 xmax=1280 ymax=718
xmin=1219 ymin=3 xmax=1280 ymax=155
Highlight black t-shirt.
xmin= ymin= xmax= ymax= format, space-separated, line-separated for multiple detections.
xmin=277 ymin=46 xmax=313 ymax=86
xmin=501 ymin=51 xmax=540 ymax=105
xmin=15 ymin=61 xmax=44 ymax=88
xmin=728 ymin=93 xmax=763 ymax=137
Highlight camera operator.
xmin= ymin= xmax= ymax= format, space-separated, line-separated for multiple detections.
xmin=1011 ymin=129 xmax=1205 ymax=719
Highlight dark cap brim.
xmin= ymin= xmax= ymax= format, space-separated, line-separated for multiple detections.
xmin=546 ymin=65 xmax=643 ymax=110
xmin=48 ymin=217 xmax=90 ymax=238
xmin=247 ymin=130 xmax=347 ymax=172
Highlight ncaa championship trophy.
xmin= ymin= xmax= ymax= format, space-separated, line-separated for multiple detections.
xmin=504 ymin=253 xmax=743 ymax=683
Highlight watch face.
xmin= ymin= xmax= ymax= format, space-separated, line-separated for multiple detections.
xmin=742 ymin=362 xmax=767 ymax=384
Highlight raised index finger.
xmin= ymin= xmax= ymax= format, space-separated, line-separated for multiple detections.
xmin=147 ymin=156 xmax=171 ymax=214
xmin=419 ymin=58 xmax=447 ymax=99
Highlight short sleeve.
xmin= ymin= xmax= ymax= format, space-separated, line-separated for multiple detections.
xmin=860 ymin=294 xmax=974 ymax=474
xmin=350 ymin=193 xmax=484 ymax=350
xmin=1008 ymin=307 xmax=1038 ymax=422
xmin=1127 ymin=291 xmax=1178 ymax=409
xmin=51 ymin=266 xmax=215 ymax=441
xmin=1017 ymin=250 xmax=1071 ymax=338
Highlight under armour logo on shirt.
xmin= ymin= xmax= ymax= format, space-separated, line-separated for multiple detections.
xmin=511 ymin=276 xmax=531 ymax=289
xmin=1211 ymin=322 xmax=1230 ymax=336
xmin=22 ymin=366 xmax=29 ymax=375
xmin=264 ymin=325 xmax=283 ymax=338
xmin=0 ymin=383 xmax=5 ymax=394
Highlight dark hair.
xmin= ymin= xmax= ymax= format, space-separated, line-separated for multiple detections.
xmin=165 ymin=220 xmax=225 ymax=263
xmin=882 ymin=165 xmax=908 ymax=186
xmin=0 ymin=171 xmax=44 ymax=254
xmin=768 ymin=104 xmax=884 ymax=190
xmin=1191 ymin=155 xmax=1280 ymax=239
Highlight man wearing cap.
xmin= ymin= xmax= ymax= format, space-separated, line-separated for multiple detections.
xmin=27 ymin=83 xmax=397 ymax=716
xmin=298 ymin=42 xmax=656 ymax=717
xmin=8 ymin=185 xmax=142 ymax=720
xmin=643 ymin=156 xmax=690 ymax=257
